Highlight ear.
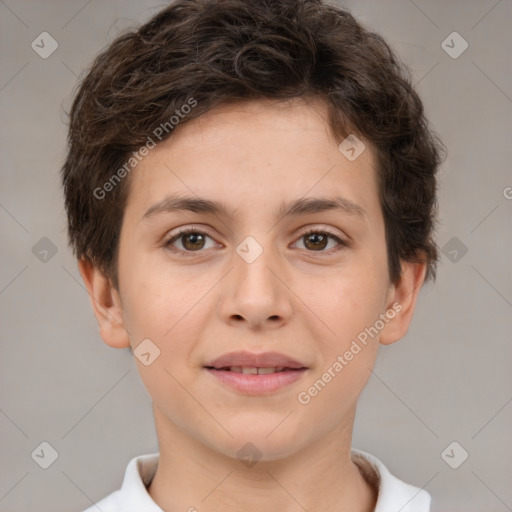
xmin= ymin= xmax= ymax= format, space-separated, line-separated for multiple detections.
xmin=77 ymin=258 xmax=131 ymax=349
xmin=379 ymin=259 xmax=427 ymax=346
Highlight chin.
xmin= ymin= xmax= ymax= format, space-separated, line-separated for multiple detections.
xmin=212 ymin=423 xmax=310 ymax=464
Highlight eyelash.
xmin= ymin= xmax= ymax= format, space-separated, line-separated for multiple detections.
xmin=163 ymin=227 xmax=349 ymax=256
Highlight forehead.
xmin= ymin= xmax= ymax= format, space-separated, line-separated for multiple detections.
xmin=123 ymin=98 xmax=380 ymax=223
xmin=180 ymin=97 xmax=333 ymax=142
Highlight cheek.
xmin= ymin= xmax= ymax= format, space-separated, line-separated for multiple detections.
xmin=119 ymin=250 xmax=200 ymax=338
xmin=121 ymin=258 xmax=215 ymax=378
xmin=295 ymin=273 xmax=384 ymax=414
xmin=296 ymin=262 xmax=388 ymax=344
xmin=121 ymin=270 xmax=208 ymax=422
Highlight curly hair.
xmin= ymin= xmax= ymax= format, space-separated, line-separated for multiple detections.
xmin=61 ymin=0 xmax=446 ymax=289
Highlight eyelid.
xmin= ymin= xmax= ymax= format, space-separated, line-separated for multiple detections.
xmin=296 ymin=225 xmax=346 ymax=240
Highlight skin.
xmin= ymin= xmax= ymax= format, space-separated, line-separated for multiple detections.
xmin=79 ymin=97 xmax=426 ymax=512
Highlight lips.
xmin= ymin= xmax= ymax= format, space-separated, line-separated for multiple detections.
xmin=204 ymin=351 xmax=307 ymax=371
xmin=204 ymin=351 xmax=308 ymax=394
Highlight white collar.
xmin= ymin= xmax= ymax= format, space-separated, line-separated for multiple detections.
xmin=84 ymin=449 xmax=430 ymax=511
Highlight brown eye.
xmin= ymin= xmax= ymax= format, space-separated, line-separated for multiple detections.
xmin=181 ymin=232 xmax=206 ymax=250
xmin=303 ymin=232 xmax=329 ymax=251
xmin=165 ymin=229 xmax=216 ymax=253
xmin=294 ymin=229 xmax=348 ymax=253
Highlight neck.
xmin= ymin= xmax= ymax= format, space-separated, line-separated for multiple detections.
xmin=147 ymin=405 xmax=377 ymax=512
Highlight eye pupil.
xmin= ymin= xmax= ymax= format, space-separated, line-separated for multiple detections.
xmin=304 ymin=233 xmax=328 ymax=251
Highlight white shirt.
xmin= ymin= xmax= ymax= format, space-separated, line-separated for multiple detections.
xmin=82 ymin=448 xmax=431 ymax=512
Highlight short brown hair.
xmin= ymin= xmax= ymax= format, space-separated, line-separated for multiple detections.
xmin=61 ymin=0 xmax=446 ymax=288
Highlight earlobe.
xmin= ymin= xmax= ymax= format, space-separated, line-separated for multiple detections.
xmin=77 ymin=258 xmax=131 ymax=349
xmin=379 ymin=259 xmax=427 ymax=346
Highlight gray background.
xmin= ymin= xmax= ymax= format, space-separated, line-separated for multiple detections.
xmin=1 ymin=0 xmax=511 ymax=511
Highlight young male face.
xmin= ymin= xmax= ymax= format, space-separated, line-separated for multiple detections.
xmin=80 ymin=97 xmax=425 ymax=463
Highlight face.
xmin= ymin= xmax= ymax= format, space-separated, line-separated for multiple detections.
xmin=87 ymin=98 xmax=420 ymax=461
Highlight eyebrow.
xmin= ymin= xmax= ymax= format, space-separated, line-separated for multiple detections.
xmin=141 ymin=194 xmax=367 ymax=221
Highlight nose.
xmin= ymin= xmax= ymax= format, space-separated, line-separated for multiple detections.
xmin=218 ymin=239 xmax=293 ymax=331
